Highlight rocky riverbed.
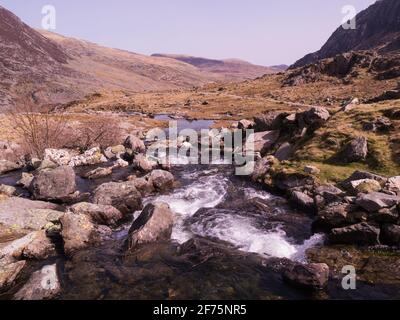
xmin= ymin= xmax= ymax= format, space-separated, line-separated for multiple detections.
xmin=1 ymin=115 xmax=400 ymax=300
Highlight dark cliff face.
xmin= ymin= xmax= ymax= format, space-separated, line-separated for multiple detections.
xmin=292 ymin=0 xmax=400 ymax=68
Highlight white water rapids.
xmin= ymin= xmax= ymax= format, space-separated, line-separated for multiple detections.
xmin=144 ymin=168 xmax=324 ymax=262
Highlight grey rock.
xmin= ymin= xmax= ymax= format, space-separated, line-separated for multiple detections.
xmin=68 ymin=202 xmax=123 ymax=227
xmin=147 ymin=170 xmax=175 ymax=191
xmin=356 ymin=192 xmax=400 ymax=213
xmin=283 ymin=263 xmax=329 ymax=290
xmin=329 ymin=223 xmax=380 ymax=245
xmin=0 ymin=260 xmax=26 ymax=293
xmin=342 ymin=137 xmax=368 ymax=163
xmin=0 ymin=160 xmax=22 ymax=175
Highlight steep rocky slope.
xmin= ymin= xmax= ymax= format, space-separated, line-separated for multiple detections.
xmin=292 ymin=0 xmax=400 ymax=68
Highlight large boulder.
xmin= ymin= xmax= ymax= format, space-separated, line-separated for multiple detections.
xmin=253 ymin=112 xmax=286 ymax=132
xmin=342 ymin=137 xmax=368 ymax=163
xmin=68 ymin=202 xmax=123 ymax=227
xmin=127 ymin=176 xmax=155 ymax=196
xmin=14 ymin=264 xmax=60 ymax=300
xmin=290 ymin=191 xmax=316 ymax=212
xmin=92 ymin=181 xmax=143 ymax=215
xmin=329 ymin=223 xmax=380 ymax=245
xmin=147 ymin=170 xmax=175 ymax=191
xmin=124 ymin=135 xmax=146 ymax=153
xmin=313 ymin=203 xmax=353 ymax=230
xmin=274 ymin=142 xmax=294 ymax=161
xmin=127 ymin=203 xmax=174 ymax=249
xmin=60 ymin=212 xmax=100 ymax=256
xmin=348 ymin=179 xmax=382 ymax=195
xmin=0 ymin=260 xmax=26 ymax=293
xmin=356 ymin=192 xmax=400 ymax=213
xmin=0 ymin=198 xmax=62 ymax=237
xmin=282 ymin=263 xmax=329 ymax=290
xmin=32 ymin=166 xmax=77 ymax=201
xmin=299 ymin=107 xmax=330 ymax=130
xmin=244 ymin=131 xmax=279 ymax=155
xmin=0 ymin=160 xmax=22 ymax=175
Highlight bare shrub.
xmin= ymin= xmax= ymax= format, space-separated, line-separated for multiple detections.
xmin=9 ymin=100 xmax=68 ymax=158
xmin=66 ymin=116 xmax=123 ymax=151
xmin=9 ymin=99 xmax=123 ymax=158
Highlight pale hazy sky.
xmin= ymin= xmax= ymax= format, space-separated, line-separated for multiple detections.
xmin=0 ymin=0 xmax=376 ymax=66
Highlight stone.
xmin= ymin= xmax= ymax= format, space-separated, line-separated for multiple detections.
xmin=237 ymin=119 xmax=254 ymax=130
xmin=0 ymin=230 xmax=56 ymax=261
xmin=313 ymin=203 xmax=352 ymax=230
xmin=36 ymin=159 xmax=58 ymax=171
xmin=114 ymin=158 xmax=129 ymax=168
xmin=0 ymin=141 xmax=22 ymax=162
xmin=244 ymin=131 xmax=279 ymax=155
xmin=0 ymin=160 xmax=22 ymax=175
xmin=82 ymin=166 xmax=113 ymax=179
xmin=16 ymin=172 xmax=34 ymax=189
xmin=356 ymin=192 xmax=400 ymax=213
xmin=32 ymin=166 xmax=77 ymax=201
xmin=92 ymin=181 xmax=143 ymax=215
xmin=342 ymin=98 xmax=360 ymax=112
xmin=315 ymin=184 xmax=345 ymax=205
xmin=329 ymin=223 xmax=380 ymax=245
xmin=349 ymin=179 xmax=382 ymax=195
xmin=253 ymin=112 xmax=286 ymax=132
xmin=0 ymin=184 xmax=16 ymax=196
xmin=0 ymin=260 xmax=26 ymax=293
xmin=104 ymin=145 xmax=126 ymax=160
xmin=304 ymin=165 xmax=320 ymax=175
xmin=133 ymin=154 xmax=158 ymax=172
xmin=290 ymin=191 xmax=316 ymax=212
xmin=381 ymin=224 xmax=400 ymax=246
xmin=342 ymin=137 xmax=368 ymax=163
xmin=385 ymin=176 xmax=400 ymax=195
xmin=251 ymin=158 xmax=272 ymax=181
xmin=147 ymin=170 xmax=175 ymax=191
xmin=124 ymin=135 xmax=146 ymax=154
xmin=0 ymin=198 xmax=61 ymax=234
xmin=127 ymin=176 xmax=155 ymax=196
xmin=44 ymin=149 xmax=72 ymax=166
xmin=275 ymin=143 xmax=293 ymax=161
xmin=69 ymin=147 xmax=107 ymax=167
xmin=60 ymin=212 xmax=99 ymax=256
xmin=301 ymin=107 xmax=330 ymax=129
xmin=341 ymin=171 xmax=387 ymax=191
xmin=14 ymin=264 xmax=60 ymax=300
xmin=128 ymin=203 xmax=174 ymax=248
xmin=68 ymin=202 xmax=123 ymax=227
xmin=371 ymin=207 xmax=399 ymax=224
xmin=282 ymin=263 xmax=329 ymax=290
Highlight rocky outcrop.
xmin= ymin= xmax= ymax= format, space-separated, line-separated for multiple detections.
xmin=282 ymin=263 xmax=329 ymax=290
xmin=127 ymin=203 xmax=174 ymax=249
xmin=14 ymin=264 xmax=60 ymax=300
xmin=68 ymin=202 xmax=123 ymax=227
xmin=92 ymin=181 xmax=143 ymax=215
xmin=32 ymin=166 xmax=77 ymax=201
xmin=329 ymin=223 xmax=380 ymax=245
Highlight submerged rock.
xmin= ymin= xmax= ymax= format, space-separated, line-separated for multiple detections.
xmin=14 ymin=264 xmax=60 ymax=300
xmin=32 ymin=166 xmax=77 ymax=201
xmin=128 ymin=203 xmax=174 ymax=249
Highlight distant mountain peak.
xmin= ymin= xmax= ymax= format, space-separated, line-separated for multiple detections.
xmin=292 ymin=0 xmax=400 ymax=68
